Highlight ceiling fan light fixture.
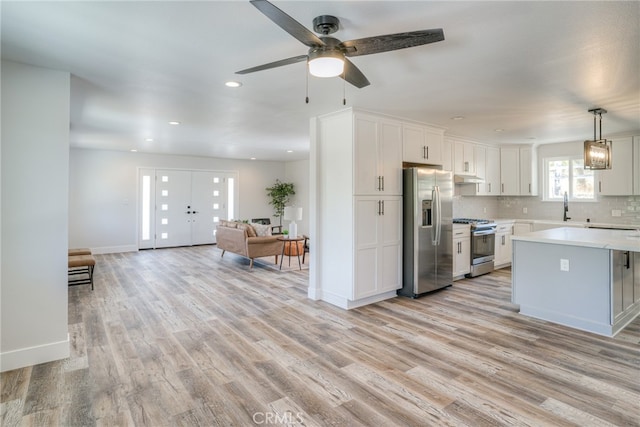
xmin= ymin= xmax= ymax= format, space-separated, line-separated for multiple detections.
xmin=308 ymin=51 xmax=344 ymax=78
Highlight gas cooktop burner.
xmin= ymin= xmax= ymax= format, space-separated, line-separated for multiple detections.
xmin=453 ymin=218 xmax=492 ymax=224
xmin=453 ymin=218 xmax=497 ymax=229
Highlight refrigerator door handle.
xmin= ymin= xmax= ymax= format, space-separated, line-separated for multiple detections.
xmin=432 ymin=186 xmax=441 ymax=245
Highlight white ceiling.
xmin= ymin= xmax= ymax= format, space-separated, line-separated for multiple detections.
xmin=2 ymin=1 xmax=639 ymax=161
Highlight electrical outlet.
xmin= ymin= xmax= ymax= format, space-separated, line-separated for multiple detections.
xmin=522 ymin=207 xmax=528 ymax=214
xmin=483 ymin=207 xmax=487 ymax=213
xmin=560 ymin=259 xmax=570 ymax=272
xmin=612 ymin=209 xmax=622 ymax=217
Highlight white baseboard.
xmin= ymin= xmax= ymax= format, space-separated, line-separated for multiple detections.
xmin=91 ymin=245 xmax=138 ymax=255
xmin=1 ymin=334 xmax=70 ymax=372
xmin=318 ymin=290 xmax=397 ymax=310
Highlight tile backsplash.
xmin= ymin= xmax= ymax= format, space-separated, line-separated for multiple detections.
xmin=454 ymin=195 xmax=640 ymax=226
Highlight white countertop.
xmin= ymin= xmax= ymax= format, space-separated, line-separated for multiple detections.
xmin=512 ymin=227 xmax=640 ymax=252
xmin=502 ymin=218 xmax=640 ymax=229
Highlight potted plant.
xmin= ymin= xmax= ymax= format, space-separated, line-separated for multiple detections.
xmin=266 ymin=179 xmax=295 ymax=228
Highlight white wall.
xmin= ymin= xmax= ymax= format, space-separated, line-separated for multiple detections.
xmin=285 ymin=159 xmax=310 ymax=236
xmin=1 ymin=61 xmax=70 ymax=371
xmin=69 ymin=148 xmax=291 ymax=251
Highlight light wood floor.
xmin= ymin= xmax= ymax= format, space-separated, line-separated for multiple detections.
xmin=2 ymin=245 xmax=639 ymax=426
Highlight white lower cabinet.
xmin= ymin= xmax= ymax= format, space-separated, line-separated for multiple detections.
xmin=495 ymin=222 xmax=514 ymax=268
xmin=453 ymin=224 xmax=470 ymax=278
xmin=354 ymin=196 xmax=402 ymax=299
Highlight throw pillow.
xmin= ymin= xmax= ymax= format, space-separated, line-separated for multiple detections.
xmin=251 ymin=222 xmax=272 ymax=237
xmin=237 ymin=223 xmax=257 ymax=237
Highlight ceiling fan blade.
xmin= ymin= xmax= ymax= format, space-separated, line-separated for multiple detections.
xmin=339 ymin=29 xmax=444 ymax=57
xmin=250 ymin=0 xmax=325 ymax=48
xmin=341 ymin=58 xmax=370 ymax=88
xmin=236 ymin=55 xmax=308 ymax=75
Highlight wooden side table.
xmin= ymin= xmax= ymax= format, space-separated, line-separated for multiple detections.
xmin=277 ymin=236 xmax=305 ymax=270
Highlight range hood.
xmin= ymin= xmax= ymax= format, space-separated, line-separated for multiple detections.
xmin=454 ymin=174 xmax=484 ymax=184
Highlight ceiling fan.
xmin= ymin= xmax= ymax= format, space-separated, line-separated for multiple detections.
xmin=236 ymin=0 xmax=445 ymax=88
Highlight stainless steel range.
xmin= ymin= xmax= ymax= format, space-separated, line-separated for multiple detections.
xmin=453 ymin=218 xmax=497 ymax=277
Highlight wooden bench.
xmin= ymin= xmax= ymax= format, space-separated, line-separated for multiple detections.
xmin=68 ymin=248 xmax=92 ymax=256
xmin=68 ymin=249 xmax=95 ymax=290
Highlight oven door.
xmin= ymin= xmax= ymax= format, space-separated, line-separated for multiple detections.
xmin=471 ymin=229 xmax=495 ymax=265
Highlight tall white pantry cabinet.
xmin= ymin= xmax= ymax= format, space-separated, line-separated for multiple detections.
xmin=311 ymin=108 xmax=403 ymax=309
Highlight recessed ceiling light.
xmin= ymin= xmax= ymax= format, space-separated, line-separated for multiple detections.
xmin=250 ymin=157 xmax=256 ymax=160
xmin=287 ymin=150 xmax=293 ymax=153
xmin=225 ymin=81 xmax=242 ymax=88
xmin=169 ymin=121 xmax=180 ymax=125
xmin=130 ymin=149 xmax=138 ymax=152
xmin=451 ymin=116 xmax=465 ymax=121
xmin=145 ymin=138 xmax=154 ymax=142
xmin=494 ymin=128 xmax=504 ymax=132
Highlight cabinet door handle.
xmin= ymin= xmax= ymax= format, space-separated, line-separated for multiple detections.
xmin=502 ymin=235 xmax=505 ymax=245
xmin=426 ymin=146 xmax=429 ymax=159
xmin=422 ymin=146 xmax=426 ymax=159
xmin=377 ymin=200 xmax=381 ymax=215
xmin=599 ymin=181 xmax=602 ymax=193
xmin=488 ymin=183 xmax=491 ymax=193
xmin=464 ymin=161 xmax=469 ymax=172
xmin=382 ymin=176 xmax=385 ymax=191
xmin=528 ymin=183 xmax=531 ymax=194
xmin=381 ymin=200 xmax=385 ymax=215
xmin=501 ymin=183 xmax=504 ymax=193
xmin=625 ymin=251 xmax=630 ymax=269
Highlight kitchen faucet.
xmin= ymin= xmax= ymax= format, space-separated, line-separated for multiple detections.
xmin=563 ymin=191 xmax=571 ymax=221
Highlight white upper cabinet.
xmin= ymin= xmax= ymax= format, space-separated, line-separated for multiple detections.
xmin=442 ymin=137 xmax=453 ymax=172
xmin=457 ymin=144 xmax=502 ymax=197
xmin=597 ymin=136 xmax=633 ymax=196
xmin=354 ymin=113 xmax=402 ymax=195
xmin=500 ymin=145 xmax=537 ymax=196
xmin=453 ymin=139 xmax=476 ymax=175
xmin=519 ymin=145 xmax=538 ymax=196
xmin=485 ymin=146 xmax=501 ymax=196
xmin=475 ymin=144 xmax=487 ymax=180
xmin=500 ymin=147 xmax=520 ymax=195
xmin=402 ymin=123 xmax=444 ymax=165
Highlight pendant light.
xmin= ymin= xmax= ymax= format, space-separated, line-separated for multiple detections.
xmin=584 ymin=108 xmax=612 ymax=170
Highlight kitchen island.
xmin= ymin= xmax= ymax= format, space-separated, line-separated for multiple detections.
xmin=511 ymin=227 xmax=640 ymax=336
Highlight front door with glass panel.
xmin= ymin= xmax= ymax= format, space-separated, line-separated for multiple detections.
xmin=138 ymin=168 xmax=236 ymax=249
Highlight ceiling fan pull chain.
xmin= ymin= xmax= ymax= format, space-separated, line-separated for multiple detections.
xmin=343 ymin=72 xmax=346 ymax=105
xmin=305 ymin=63 xmax=310 ymax=104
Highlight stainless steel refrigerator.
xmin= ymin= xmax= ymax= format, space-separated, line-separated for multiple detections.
xmin=399 ymin=167 xmax=453 ymax=297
